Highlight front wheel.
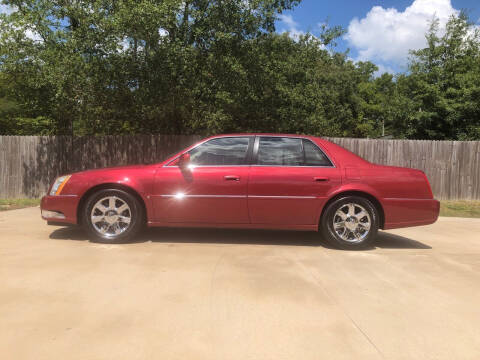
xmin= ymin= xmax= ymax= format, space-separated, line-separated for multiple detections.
xmin=321 ymin=196 xmax=379 ymax=250
xmin=83 ymin=189 xmax=144 ymax=243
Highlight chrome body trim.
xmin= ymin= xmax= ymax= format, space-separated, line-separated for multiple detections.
xmin=165 ymin=164 xmax=333 ymax=168
xmin=41 ymin=210 xmax=66 ymax=219
xmin=167 ymin=165 xmax=252 ymax=168
xmin=250 ymin=165 xmax=334 ymax=168
xmin=382 ymin=197 xmax=436 ymax=201
xmin=248 ymin=195 xmax=317 ymax=199
xmin=158 ymin=194 xmax=246 ymax=199
xmin=157 ymin=194 xmax=317 ymax=199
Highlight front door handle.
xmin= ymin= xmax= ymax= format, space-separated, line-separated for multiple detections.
xmin=224 ymin=175 xmax=240 ymax=181
xmin=314 ymin=177 xmax=329 ymax=182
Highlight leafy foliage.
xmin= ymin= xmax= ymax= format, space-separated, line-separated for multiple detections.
xmin=0 ymin=1 xmax=478 ymax=140
xmin=403 ymin=13 xmax=480 ymax=140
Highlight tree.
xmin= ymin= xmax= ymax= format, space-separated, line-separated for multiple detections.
xmin=404 ymin=13 xmax=480 ymax=140
xmin=0 ymin=0 xmax=381 ymax=137
xmin=0 ymin=0 xmax=301 ymax=135
xmin=1 ymin=2 xmax=478 ymax=140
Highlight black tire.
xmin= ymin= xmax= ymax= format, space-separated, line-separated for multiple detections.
xmin=320 ymin=196 xmax=379 ymax=250
xmin=83 ymin=189 xmax=144 ymax=243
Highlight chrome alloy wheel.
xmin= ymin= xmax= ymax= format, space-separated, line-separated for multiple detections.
xmin=333 ymin=203 xmax=371 ymax=243
xmin=90 ymin=196 xmax=131 ymax=238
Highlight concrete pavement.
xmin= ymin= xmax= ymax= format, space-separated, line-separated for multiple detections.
xmin=1 ymin=207 xmax=479 ymax=359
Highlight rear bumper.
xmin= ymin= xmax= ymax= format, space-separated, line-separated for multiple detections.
xmin=41 ymin=195 xmax=79 ymax=225
xmin=383 ymin=198 xmax=440 ymax=230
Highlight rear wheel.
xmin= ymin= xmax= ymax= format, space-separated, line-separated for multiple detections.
xmin=321 ymin=196 xmax=379 ymax=249
xmin=83 ymin=189 xmax=144 ymax=243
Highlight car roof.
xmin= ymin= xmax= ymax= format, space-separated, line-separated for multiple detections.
xmin=206 ymin=133 xmax=320 ymax=140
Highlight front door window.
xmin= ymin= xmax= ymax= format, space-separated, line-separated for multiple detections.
xmin=188 ymin=137 xmax=250 ymax=166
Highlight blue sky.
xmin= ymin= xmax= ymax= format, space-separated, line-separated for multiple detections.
xmin=277 ymin=0 xmax=480 ymax=73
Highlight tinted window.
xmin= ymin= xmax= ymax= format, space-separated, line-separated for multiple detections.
xmin=188 ymin=137 xmax=250 ymax=166
xmin=257 ymin=137 xmax=303 ymax=166
xmin=256 ymin=137 xmax=333 ymax=166
xmin=303 ymin=139 xmax=332 ymax=166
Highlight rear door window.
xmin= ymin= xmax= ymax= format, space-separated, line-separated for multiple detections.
xmin=257 ymin=137 xmax=303 ymax=166
xmin=256 ymin=137 xmax=332 ymax=167
xmin=303 ymin=139 xmax=333 ymax=166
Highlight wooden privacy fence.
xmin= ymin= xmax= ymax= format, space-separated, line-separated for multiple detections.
xmin=0 ymin=135 xmax=479 ymax=200
xmin=0 ymin=135 xmax=202 ymax=199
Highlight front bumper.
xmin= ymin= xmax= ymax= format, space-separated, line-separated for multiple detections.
xmin=41 ymin=195 xmax=79 ymax=225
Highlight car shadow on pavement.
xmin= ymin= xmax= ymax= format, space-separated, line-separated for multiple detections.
xmin=49 ymin=226 xmax=432 ymax=250
xmin=375 ymin=232 xmax=432 ymax=249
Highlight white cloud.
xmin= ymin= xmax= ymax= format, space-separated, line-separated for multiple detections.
xmin=345 ymin=0 xmax=459 ymax=66
xmin=1 ymin=4 xmax=43 ymax=42
xmin=0 ymin=4 xmax=16 ymax=15
xmin=158 ymin=28 xmax=168 ymax=37
xmin=375 ymin=63 xmax=397 ymax=76
xmin=278 ymin=14 xmax=305 ymax=40
xmin=118 ymin=37 xmax=130 ymax=52
xmin=25 ymin=28 xmax=43 ymax=42
xmin=279 ymin=13 xmax=296 ymax=29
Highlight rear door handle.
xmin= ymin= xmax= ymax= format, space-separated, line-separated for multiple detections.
xmin=314 ymin=177 xmax=329 ymax=182
xmin=224 ymin=175 xmax=240 ymax=181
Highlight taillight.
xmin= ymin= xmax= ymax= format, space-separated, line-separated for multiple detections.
xmin=421 ymin=171 xmax=434 ymax=198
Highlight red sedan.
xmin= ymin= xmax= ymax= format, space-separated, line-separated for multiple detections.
xmin=41 ymin=134 xmax=439 ymax=249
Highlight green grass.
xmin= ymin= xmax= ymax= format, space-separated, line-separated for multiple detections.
xmin=440 ymin=201 xmax=480 ymax=218
xmin=0 ymin=198 xmax=40 ymax=211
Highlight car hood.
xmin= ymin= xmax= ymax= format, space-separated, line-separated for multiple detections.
xmin=72 ymin=164 xmax=150 ymax=176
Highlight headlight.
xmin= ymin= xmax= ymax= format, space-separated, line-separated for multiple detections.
xmin=49 ymin=175 xmax=72 ymax=195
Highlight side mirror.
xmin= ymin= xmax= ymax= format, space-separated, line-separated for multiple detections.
xmin=178 ymin=153 xmax=191 ymax=168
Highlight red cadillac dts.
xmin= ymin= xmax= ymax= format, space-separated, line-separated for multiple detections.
xmin=41 ymin=134 xmax=439 ymax=249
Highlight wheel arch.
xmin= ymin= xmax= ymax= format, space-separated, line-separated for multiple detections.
xmin=77 ymin=183 xmax=147 ymax=225
xmin=320 ymin=191 xmax=385 ymax=229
